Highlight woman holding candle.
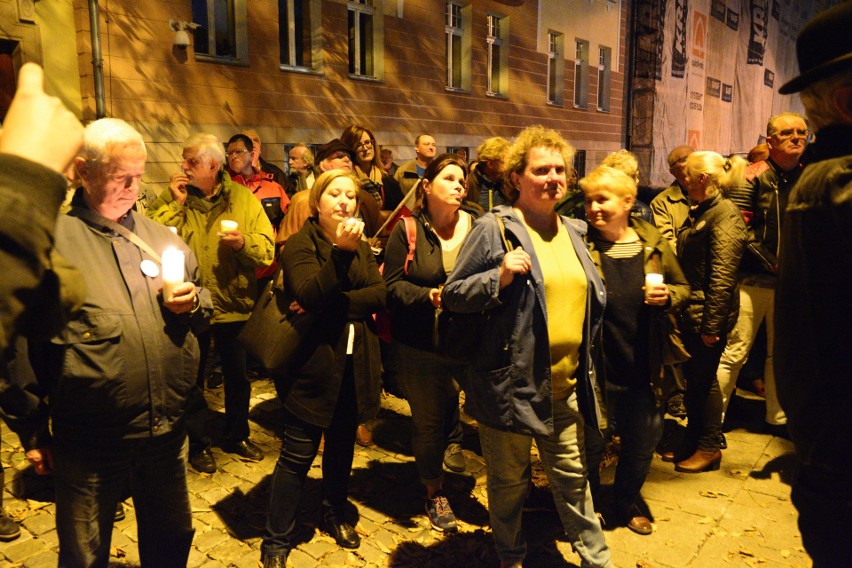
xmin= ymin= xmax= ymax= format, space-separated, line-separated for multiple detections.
xmin=579 ymin=166 xmax=689 ymax=534
xmin=382 ymin=154 xmax=479 ymax=532
xmin=261 ymin=170 xmax=386 ymax=566
xmin=668 ymin=152 xmax=748 ymax=473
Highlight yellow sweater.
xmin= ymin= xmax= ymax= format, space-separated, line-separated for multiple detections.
xmin=524 ymin=220 xmax=587 ymax=400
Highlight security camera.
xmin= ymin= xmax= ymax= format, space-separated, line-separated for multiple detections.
xmin=174 ymin=30 xmax=191 ymax=49
xmin=169 ymin=19 xmax=199 ymax=50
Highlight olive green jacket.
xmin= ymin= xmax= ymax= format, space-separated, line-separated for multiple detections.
xmin=147 ymin=172 xmax=274 ymax=323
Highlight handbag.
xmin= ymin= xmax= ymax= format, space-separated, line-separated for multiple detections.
xmin=237 ymin=266 xmax=314 ymax=374
xmin=435 ymin=214 xmax=513 ymax=363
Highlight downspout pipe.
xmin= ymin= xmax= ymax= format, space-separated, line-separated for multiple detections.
xmin=88 ymin=0 xmax=106 ymax=118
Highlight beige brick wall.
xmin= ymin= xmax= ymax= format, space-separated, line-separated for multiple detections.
xmin=69 ymin=0 xmax=627 ymax=195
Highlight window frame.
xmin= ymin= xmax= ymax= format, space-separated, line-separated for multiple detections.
xmin=192 ymin=0 xmax=248 ymax=66
xmin=485 ymin=13 xmax=509 ymax=98
xmin=445 ymin=1 xmax=472 ymax=92
xmin=347 ymin=0 xmax=384 ymax=81
xmin=597 ymin=45 xmax=612 ymax=112
xmin=546 ymin=31 xmax=564 ymax=106
xmin=278 ymin=0 xmax=323 ymax=73
xmin=573 ymin=38 xmax=589 ymax=109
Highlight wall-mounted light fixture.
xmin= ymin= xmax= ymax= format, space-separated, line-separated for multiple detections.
xmin=169 ymin=19 xmax=199 ymax=49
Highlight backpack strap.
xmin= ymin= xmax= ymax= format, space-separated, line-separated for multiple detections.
xmin=402 ymin=215 xmax=417 ymax=275
xmin=493 ymin=214 xmax=514 ymax=253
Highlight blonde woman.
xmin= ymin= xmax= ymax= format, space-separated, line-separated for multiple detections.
xmin=667 ymin=152 xmax=748 ymax=473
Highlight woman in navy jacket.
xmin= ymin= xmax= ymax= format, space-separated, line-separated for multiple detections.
xmin=443 ymin=126 xmax=612 ymax=568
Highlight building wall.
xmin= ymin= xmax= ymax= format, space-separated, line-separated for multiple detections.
xmin=62 ymin=0 xmax=626 ymax=192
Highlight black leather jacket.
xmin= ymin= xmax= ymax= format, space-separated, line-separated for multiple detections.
xmin=726 ymin=158 xmax=802 ymax=283
xmin=677 ymin=194 xmax=747 ymax=336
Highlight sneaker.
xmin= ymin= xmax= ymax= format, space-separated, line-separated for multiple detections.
xmin=425 ymin=491 xmax=458 ymax=532
xmin=443 ymin=443 xmax=466 ymax=473
xmin=0 ymin=513 xmax=21 ymax=542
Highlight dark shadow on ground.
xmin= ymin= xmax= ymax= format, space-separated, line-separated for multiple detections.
xmin=212 ymin=474 xmax=351 ymax=544
xmin=349 ymin=459 xmax=489 ymax=528
xmin=750 ymin=453 xmax=798 ymax=486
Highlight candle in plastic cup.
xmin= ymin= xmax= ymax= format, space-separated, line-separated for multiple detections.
xmin=162 ymin=247 xmax=185 ymax=302
xmin=645 ymin=273 xmax=664 ymax=300
xmin=220 ymin=220 xmax=238 ymax=232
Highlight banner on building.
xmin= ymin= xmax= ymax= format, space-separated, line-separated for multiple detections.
xmin=644 ymin=0 xmax=812 ymax=186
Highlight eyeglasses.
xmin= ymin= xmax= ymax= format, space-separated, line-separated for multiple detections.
xmin=227 ymin=149 xmax=249 ymax=157
xmin=356 ymin=139 xmax=374 ymax=151
xmin=770 ymin=128 xmax=809 ymax=140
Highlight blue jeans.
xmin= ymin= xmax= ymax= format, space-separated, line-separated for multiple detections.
xmin=53 ymin=429 xmax=194 ymax=568
xmin=586 ymin=385 xmax=663 ymax=512
xmin=390 ymin=342 xmax=463 ymax=486
xmin=479 ymin=393 xmax=613 ymax=567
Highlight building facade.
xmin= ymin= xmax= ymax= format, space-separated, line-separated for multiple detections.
xmin=1 ymin=0 xmax=628 ymax=188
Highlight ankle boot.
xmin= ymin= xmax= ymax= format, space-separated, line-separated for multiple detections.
xmin=675 ymin=449 xmax=722 ymax=473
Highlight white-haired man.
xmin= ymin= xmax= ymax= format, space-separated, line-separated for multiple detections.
xmin=24 ymin=118 xmax=211 ymax=566
xmin=775 ymin=3 xmax=852 ymax=564
xmin=147 ymin=133 xmax=274 ymax=473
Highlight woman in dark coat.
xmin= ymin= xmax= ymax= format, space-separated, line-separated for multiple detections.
xmin=261 ymin=170 xmax=386 ymax=567
xmin=580 ymin=166 xmax=690 ymax=534
xmin=669 ymin=151 xmax=748 ymax=473
xmin=383 ymin=154 xmax=478 ymax=533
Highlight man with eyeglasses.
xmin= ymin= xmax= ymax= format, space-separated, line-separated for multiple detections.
xmin=715 ymin=112 xmax=809 ymax=439
xmin=241 ymin=129 xmax=290 ymax=193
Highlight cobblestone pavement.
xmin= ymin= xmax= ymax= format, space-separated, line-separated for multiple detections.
xmin=1 ymin=378 xmax=811 ymax=567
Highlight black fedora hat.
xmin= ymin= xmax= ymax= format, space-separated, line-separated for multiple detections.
xmin=315 ymin=138 xmax=354 ymax=165
xmin=779 ymin=2 xmax=852 ymax=94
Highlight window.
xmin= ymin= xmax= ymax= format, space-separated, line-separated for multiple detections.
xmin=547 ymin=32 xmax=564 ymax=105
xmin=447 ymin=3 xmax=463 ymax=89
xmin=192 ymin=0 xmax=248 ymax=65
xmin=348 ymin=0 xmax=382 ymax=79
xmin=573 ymin=39 xmax=589 ymax=109
xmin=597 ymin=46 xmax=612 ymax=112
xmin=279 ymin=0 xmax=321 ymax=71
xmin=486 ymin=14 xmax=508 ymax=97
xmin=445 ymin=2 xmax=471 ymax=91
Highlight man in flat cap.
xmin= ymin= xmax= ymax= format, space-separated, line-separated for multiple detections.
xmin=774 ymin=2 xmax=852 ymax=564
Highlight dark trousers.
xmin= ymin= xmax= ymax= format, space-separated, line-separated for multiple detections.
xmin=53 ymin=429 xmax=194 ymax=568
xmin=586 ymin=385 xmax=663 ymax=512
xmin=682 ymin=331 xmax=726 ymax=452
xmin=186 ymin=321 xmax=251 ymax=450
xmin=262 ymin=361 xmax=359 ymax=557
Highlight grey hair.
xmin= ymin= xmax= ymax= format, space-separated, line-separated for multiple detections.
xmin=798 ymin=68 xmax=852 ymax=133
xmin=766 ymin=111 xmax=809 ymax=136
xmin=291 ymin=143 xmax=314 ymax=167
xmin=81 ymin=118 xmax=147 ymax=163
xmin=184 ymin=133 xmax=225 ymax=168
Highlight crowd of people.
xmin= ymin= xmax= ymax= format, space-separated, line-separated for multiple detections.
xmin=0 ymin=4 xmax=849 ymax=566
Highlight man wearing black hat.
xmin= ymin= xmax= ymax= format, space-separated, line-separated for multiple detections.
xmin=277 ymin=140 xmax=380 ymax=245
xmin=774 ymin=2 xmax=852 ymax=564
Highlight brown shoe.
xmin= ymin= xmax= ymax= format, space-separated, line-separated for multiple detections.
xmin=627 ymin=513 xmax=653 ymax=535
xmin=660 ymin=451 xmax=676 ymax=463
xmin=675 ymin=450 xmax=722 ymax=473
xmin=356 ymin=424 xmax=373 ymax=447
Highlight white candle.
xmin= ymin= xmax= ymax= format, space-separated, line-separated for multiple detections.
xmin=220 ymin=219 xmax=238 ymax=232
xmin=162 ymin=247 xmax=185 ymax=302
xmin=645 ymin=272 xmax=664 ymax=301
